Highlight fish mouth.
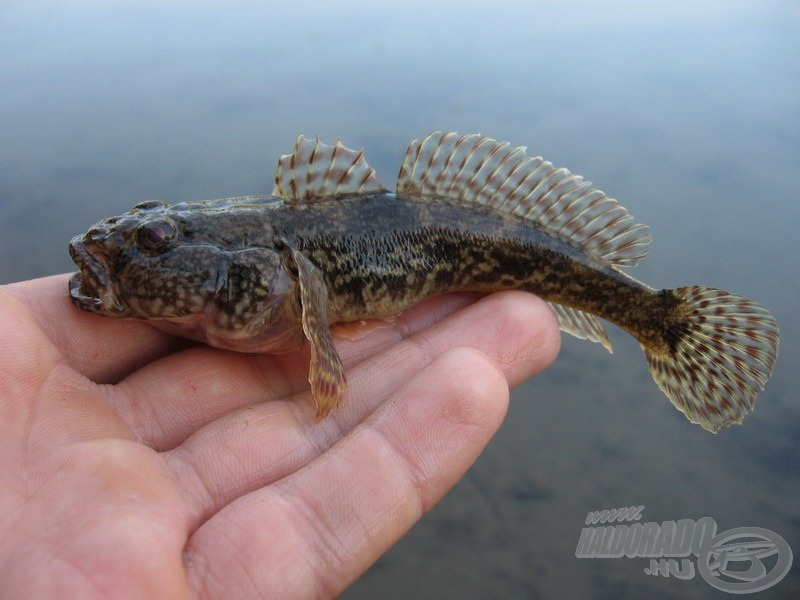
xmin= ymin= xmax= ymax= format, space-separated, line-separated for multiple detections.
xmin=68 ymin=236 xmax=130 ymax=316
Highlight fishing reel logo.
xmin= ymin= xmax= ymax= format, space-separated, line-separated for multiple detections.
xmin=575 ymin=506 xmax=793 ymax=594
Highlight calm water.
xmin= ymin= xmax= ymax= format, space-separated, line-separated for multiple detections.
xmin=2 ymin=2 xmax=799 ymax=598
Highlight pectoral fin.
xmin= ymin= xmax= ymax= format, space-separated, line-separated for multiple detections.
xmin=289 ymin=247 xmax=347 ymax=419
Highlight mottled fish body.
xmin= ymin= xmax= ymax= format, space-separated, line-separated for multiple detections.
xmin=69 ymin=132 xmax=779 ymax=432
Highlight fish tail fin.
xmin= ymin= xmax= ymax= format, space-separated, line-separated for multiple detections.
xmin=643 ymin=286 xmax=779 ymax=433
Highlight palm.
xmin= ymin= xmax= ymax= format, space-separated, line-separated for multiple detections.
xmin=0 ymin=275 xmax=558 ymax=599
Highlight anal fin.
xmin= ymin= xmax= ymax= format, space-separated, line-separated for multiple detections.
xmin=548 ymin=302 xmax=612 ymax=353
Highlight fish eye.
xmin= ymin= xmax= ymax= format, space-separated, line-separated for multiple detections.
xmin=136 ymin=220 xmax=176 ymax=251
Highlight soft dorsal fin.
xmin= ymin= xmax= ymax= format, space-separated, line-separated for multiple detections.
xmin=273 ymin=135 xmax=387 ymax=201
xmin=396 ymin=132 xmax=651 ymax=267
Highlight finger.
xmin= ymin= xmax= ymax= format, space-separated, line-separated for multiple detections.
xmin=162 ymin=291 xmax=558 ymax=528
xmin=184 ymin=347 xmax=509 ymax=599
xmin=111 ymin=294 xmax=483 ymax=449
xmin=141 ymin=291 xmax=555 ymax=454
xmin=0 ymin=288 xmax=132 ymax=447
xmin=2 ymin=274 xmax=188 ymax=383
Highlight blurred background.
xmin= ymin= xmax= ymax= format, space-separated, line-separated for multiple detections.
xmin=2 ymin=1 xmax=798 ymax=597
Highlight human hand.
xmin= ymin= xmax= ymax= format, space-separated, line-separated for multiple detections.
xmin=0 ymin=274 xmax=559 ymax=599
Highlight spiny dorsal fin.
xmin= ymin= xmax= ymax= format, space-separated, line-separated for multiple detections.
xmin=273 ymin=135 xmax=387 ymax=201
xmin=396 ymin=132 xmax=651 ymax=267
xmin=548 ymin=303 xmax=612 ymax=353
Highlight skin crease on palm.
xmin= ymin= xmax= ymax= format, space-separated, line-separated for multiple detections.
xmin=0 ymin=274 xmax=560 ymax=599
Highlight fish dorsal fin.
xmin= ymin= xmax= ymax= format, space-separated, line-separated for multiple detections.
xmin=396 ymin=132 xmax=651 ymax=267
xmin=273 ymin=135 xmax=387 ymax=201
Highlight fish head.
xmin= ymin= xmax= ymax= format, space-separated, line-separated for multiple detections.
xmin=69 ymin=200 xmax=223 ymax=319
xmin=69 ymin=200 xmax=302 ymax=350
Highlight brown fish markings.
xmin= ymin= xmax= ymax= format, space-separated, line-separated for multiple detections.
xmin=68 ymin=132 xmax=779 ymax=432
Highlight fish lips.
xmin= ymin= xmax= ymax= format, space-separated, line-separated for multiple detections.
xmin=68 ymin=236 xmax=130 ymax=316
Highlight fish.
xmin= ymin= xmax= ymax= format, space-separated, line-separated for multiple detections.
xmin=68 ymin=132 xmax=780 ymax=433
